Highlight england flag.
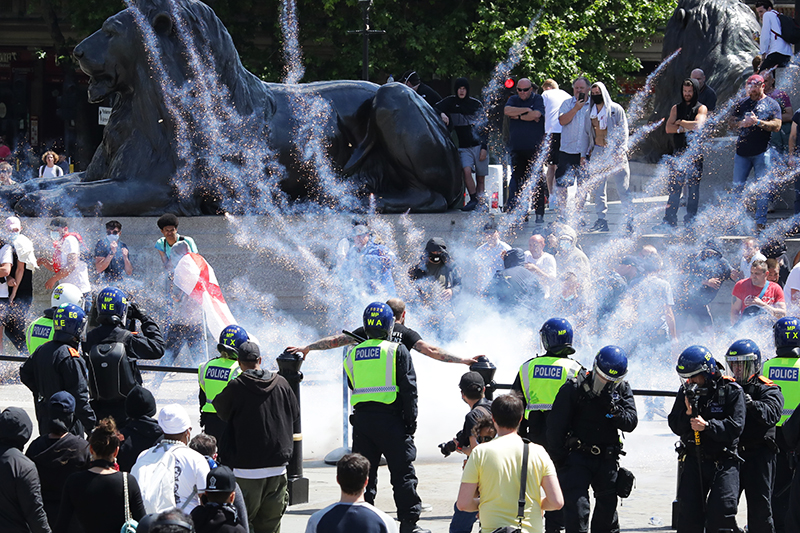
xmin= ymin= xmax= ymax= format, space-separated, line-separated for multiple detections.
xmin=173 ymin=252 xmax=236 ymax=341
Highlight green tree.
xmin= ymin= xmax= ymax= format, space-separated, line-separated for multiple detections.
xmin=55 ymin=0 xmax=673 ymax=90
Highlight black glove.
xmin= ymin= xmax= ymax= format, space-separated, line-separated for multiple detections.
xmin=127 ymin=301 xmax=144 ymax=322
xmin=405 ymin=419 xmax=417 ymax=436
xmin=744 ymin=393 xmax=753 ymax=406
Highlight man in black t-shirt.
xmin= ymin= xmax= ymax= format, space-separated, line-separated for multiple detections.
xmin=94 ymin=220 xmax=132 ymax=282
xmin=730 ymin=74 xmax=782 ymax=232
xmin=285 ymin=298 xmax=476 ymax=365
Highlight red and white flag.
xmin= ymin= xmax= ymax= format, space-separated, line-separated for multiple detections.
xmin=173 ymin=252 xmax=236 ymax=341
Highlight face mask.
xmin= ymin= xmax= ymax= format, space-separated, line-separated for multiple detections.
xmin=591 ymin=94 xmax=604 ymax=105
xmin=559 ymin=240 xmax=572 ymax=251
xmin=6 ymin=233 xmax=17 ymax=242
xmin=50 ymin=230 xmax=61 ymax=241
xmin=107 ymin=234 xmax=119 ymax=242
xmin=429 ymin=255 xmax=442 ymax=264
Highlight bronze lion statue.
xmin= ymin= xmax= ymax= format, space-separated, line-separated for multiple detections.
xmin=14 ymin=0 xmax=462 ymax=215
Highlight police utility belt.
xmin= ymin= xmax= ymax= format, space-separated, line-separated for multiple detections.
xmin=568 ymin=437 xmax=624 ymax=457
xmin=678 ymin=440 xmax=743 ymax=463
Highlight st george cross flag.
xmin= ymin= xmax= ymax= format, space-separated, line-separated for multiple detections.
xmin=173 ymin=252 xmax=236 ymax=341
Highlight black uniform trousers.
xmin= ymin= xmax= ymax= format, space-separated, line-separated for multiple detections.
xmin=200 ymin=411 xmax=227 ymax=443
xmin=351 ymin=410 xmax=422 ymax=522
xmin=508 ymin=149 xmax=546 ymax=215
xmin=739 ymin=446 xmax=777 ymax=533
xmin=559 ymin=450 xmax=619 ymax=533
xmin=677 ymin=455 xmax=739 ymax=533
xmin=774 ymin=447 xmax=794 ymax=533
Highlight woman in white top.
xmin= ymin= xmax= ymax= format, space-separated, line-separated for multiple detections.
xmin=39 ymin=151 xmax=64 ymax=178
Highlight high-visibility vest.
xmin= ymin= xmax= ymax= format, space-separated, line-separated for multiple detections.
xmin=762 ymin=355 xmax=800 ymax=425
xmin=344 ymin=339 xmax=399 ymax=406
xmin=198 ymin=357 xmax=240 ymax=414
xmin=26 ymin=315 xmax=55 ymax=355
xmin=519 ymin=355 xmax=584 ymax=418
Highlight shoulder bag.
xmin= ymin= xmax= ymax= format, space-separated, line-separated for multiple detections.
xmin=121 ymin=472 xmax=139 ymax=533
xmin=490 ymin=440 xmax=530 ymax=533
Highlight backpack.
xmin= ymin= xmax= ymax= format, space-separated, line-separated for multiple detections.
xmin=87 ymin=332 xmax=137 ymax=401
xmin=774 ymin=11 xmax=800 ymax=45
xmin=131 ymin=443 xmax=193 ymax=514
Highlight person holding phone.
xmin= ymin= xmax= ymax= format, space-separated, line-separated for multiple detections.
xmin=553 ymin=77 xmax=592 ymax=226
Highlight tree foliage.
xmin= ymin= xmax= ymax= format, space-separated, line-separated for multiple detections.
xmin=55 ymin=0 xmax=674 ymax=90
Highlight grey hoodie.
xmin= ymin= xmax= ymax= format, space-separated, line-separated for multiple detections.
xmin=583 ymin=81 xmax=629 ymax=157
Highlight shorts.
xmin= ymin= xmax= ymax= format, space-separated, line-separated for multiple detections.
xmin=459 ymin=145 xmax=489 ymax=176
xmin=555 ymin=151 xmax=585 ymax=188
xmin=546 ymin=133 xmax=561 ymax=165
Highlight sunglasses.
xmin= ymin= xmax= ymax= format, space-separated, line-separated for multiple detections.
xmin=106 ymin=229 xmax=121 ymax=235
xmin=517 ymin=87 xmax=532 ymax=92
xmin=476 ymin=435 xmax=494 ymax=443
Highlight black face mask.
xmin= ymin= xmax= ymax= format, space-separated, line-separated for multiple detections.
xmin=428 ymin=254 xmax=443 ymax=264
xmin=591 ymin=94 xmax=604 ymax=105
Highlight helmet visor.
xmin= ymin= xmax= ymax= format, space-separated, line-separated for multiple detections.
xmin=726 ymin=354 xmax=758 ymax=384
xmin=594 ymin=361 xmax=627 ymax=384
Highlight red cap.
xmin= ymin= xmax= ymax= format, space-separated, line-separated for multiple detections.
xmin=746 ymin=74 xmax=764 ymax=85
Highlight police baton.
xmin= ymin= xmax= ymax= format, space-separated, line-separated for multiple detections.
xmin=342 ymin=330 xmax=367 ymax=343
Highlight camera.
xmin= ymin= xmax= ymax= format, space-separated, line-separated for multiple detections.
xmin=683 ymin=383 xmax=708 ymax=402
xmin=438 ymin=440 xmax=457 ymax=457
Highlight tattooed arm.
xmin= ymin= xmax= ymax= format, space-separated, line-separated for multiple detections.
xmin=413 ymin=339 xmax=478 ymax=365
xmin=285 ymin=334 xmax=357 ymax=359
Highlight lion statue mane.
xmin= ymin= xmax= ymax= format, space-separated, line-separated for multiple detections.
xmin=14 ymin=0 xmax=462 ymax=215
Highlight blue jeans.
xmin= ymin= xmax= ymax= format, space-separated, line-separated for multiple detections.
xmin=449 ymin=501 xmax=478 ymax=533
xmin=664 ymin=156 xmax=702 ymax=225
xmin=732 ymin=151 xmax=770 ymax=224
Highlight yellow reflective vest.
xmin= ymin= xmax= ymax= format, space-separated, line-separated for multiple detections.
xmin=344 ymin=339 xmax=399 ymax=406
xmin=519 ymin=355 xmax=584 ymax=418
xmin=198 ymin=357 xmax=240 ymax=413
xmin=762 ymin=355 xmax=800 ymax=425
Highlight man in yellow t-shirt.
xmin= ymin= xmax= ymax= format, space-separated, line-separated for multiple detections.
xmin=457 ymin=394 xmax=563 ymax=533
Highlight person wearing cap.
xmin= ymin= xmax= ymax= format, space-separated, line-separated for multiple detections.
xmin=344 ymin=302 xmax=427 ymax=533
xmin=668 ymin=346 xmax=745 ymax=533
xmin=4 ymin=216 xmax=35 ymax=351
xmin=399 ymin=70 xmax=442 ymax=109
xmin=117 ymin=386 xmax=164 ymax=473
xmin=20 ymin=304 xmax=96 ymax=438
xmin=447 ymin=372 xmax=492 ymax=533
xmin=408 ymin=237 xmax=462 ymax=303
xmin=94 ymin=220 xmax=133 ymax=282
xmin=25 ymin=391 xmax=92 ymax=529
xmin=191 ymin=466 xmax=247 ymax=533
xmin=475 ymin=223 xmax=511 ymax=291
xmin=342 ymin=224 xmax=397 ymax=298
xmin=0 ymin=406 xmax=52 ymax=533
xmin=486 ymin=248 xmax=543 ymax=312
xmin=38 ymin=218 xmax=90 ymax=295
xmin=213 ymin=341 xmax=299 ymax=533
xmin=133 ymin=404 xmax=210 ymax=513
xmin=434 ymin=78 xmax=489 ymax=212
xmin=198 ymin=325 xmax=245 ymax=442
xmin=285 ymin=297 xmax=477 ymax=365
xmin=305 ymin=453 xmax=397 ymax=533
xmin=729 ymin=73 xmax=782 ymax=233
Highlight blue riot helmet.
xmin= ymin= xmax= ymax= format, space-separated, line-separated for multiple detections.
xmin=591 ymin=345 xmax=628 ymax=396
xmin=217 ymin=325 xmax=249 ymax=358
xmin=363 ymin=302 xmax=395 ymax=340
xmin=95 ymin=287 xmax=128 ymax=325
xmin=540 ymin=318 xmax=575 ymax=356
xmin=53 ymin=303 xmax=87 ymax=342
xmin=774 ymin=317 xmax=800 ymax=356
xmin=676 ymin=345 xmax=718 ymax=381
xmin=725 ymin=339 xmax=761 ymax=385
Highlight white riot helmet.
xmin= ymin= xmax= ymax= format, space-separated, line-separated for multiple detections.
xmin=50 ymin=283 xmax=85 ymax=309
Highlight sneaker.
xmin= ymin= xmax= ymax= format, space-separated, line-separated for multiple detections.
xmin=535 ymin=214 xmax=544 ymax=224
xmin=399 ymin=522 xmax=431 ymax=533
xmin=588 ymin=218 xmax=609 ymax=232
xmin=651 ymin=222 xmax=677 ymax=233
xmin=460 ymin=197 xmax=479 ymax=212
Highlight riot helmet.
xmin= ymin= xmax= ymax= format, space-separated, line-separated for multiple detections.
xmin=676 ymin=345 xmax=718 ymax=381
xmin=725 ymin=339 xmax=761 ymax=385
xmin=50 ymin=283 xmax=84 ymax=309
xmin=217 ymin=325 xmax=249 ymax=358
xmin=591 ymin=345 xmax=628 ymax=396
xmin=95 ymin=287 xmax=128 ymax=325
xmin=53 ymin=304 xmax=87 ymax=342
xmin=540 ymin=317 xmax=575 ymax=356
xmin=774 ymin=317 xmax=800 ymax=356
xmin=363 ymin=302 xmax=395 ymax=340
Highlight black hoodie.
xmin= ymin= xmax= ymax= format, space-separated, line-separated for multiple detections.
xmin=214 ymin=369 xmax=300 ymax=469
xmin=118 ymin=386 xmax=164 ymax=472
xmin=488 ymin=248 xmax=542 ymax=308
xmin=191 ymin=503 xmax=246 ymax=533
xmin=434 ymin=78 xmax=487 ymax=149
xmin=0 ymin=407 xmax=51 ymax=533
xmin=408 ymin=237 xmax=462 ymax=294
xmin=673 ymin=77 xmax=702 ymax=152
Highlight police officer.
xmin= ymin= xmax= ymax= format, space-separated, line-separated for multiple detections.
xmin=344 ymin=302 xmax=429 ymax=533
xmin=513 ymin=317 xmax=584 ymax=533
xmin=547 ymin=345 xmax=637 ymax=533
xmin=198 ymin=325 xmax=245 ymax=441
xmin=668 ymin=345 xmax=745 ymax=533
xmin=83 ymin=286 xmax=165 ymax=426
xmin=726 ymin=339 xmax=783 ymax=533
xmin=20 ymin=303 xmax=96 ymax=437
xmin=763 ymin=317 xmax=800 ymax=533
xmin=25 ymin=283 xmax=84 ymax=354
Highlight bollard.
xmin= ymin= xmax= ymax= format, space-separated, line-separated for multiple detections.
xmin=276 ymin=349 xmax=309 ymax=505
xmin=470 ymin=356 xmax=497 ymax=399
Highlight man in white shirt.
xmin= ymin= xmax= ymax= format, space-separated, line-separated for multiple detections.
xmin=38 ymin=218 xmax=90 ymax=297
xmin=541 ymin=80 xmax=572 ymax=210
xmin=524 ymin=234 xmax=557 ymax=297
xmin=756 ymin=1 xmax=793 ymax=74
xmin=734 ymin=237 xmax=767 ymax=281
xmin=475 ymin=223 xmax=511 ymax=291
